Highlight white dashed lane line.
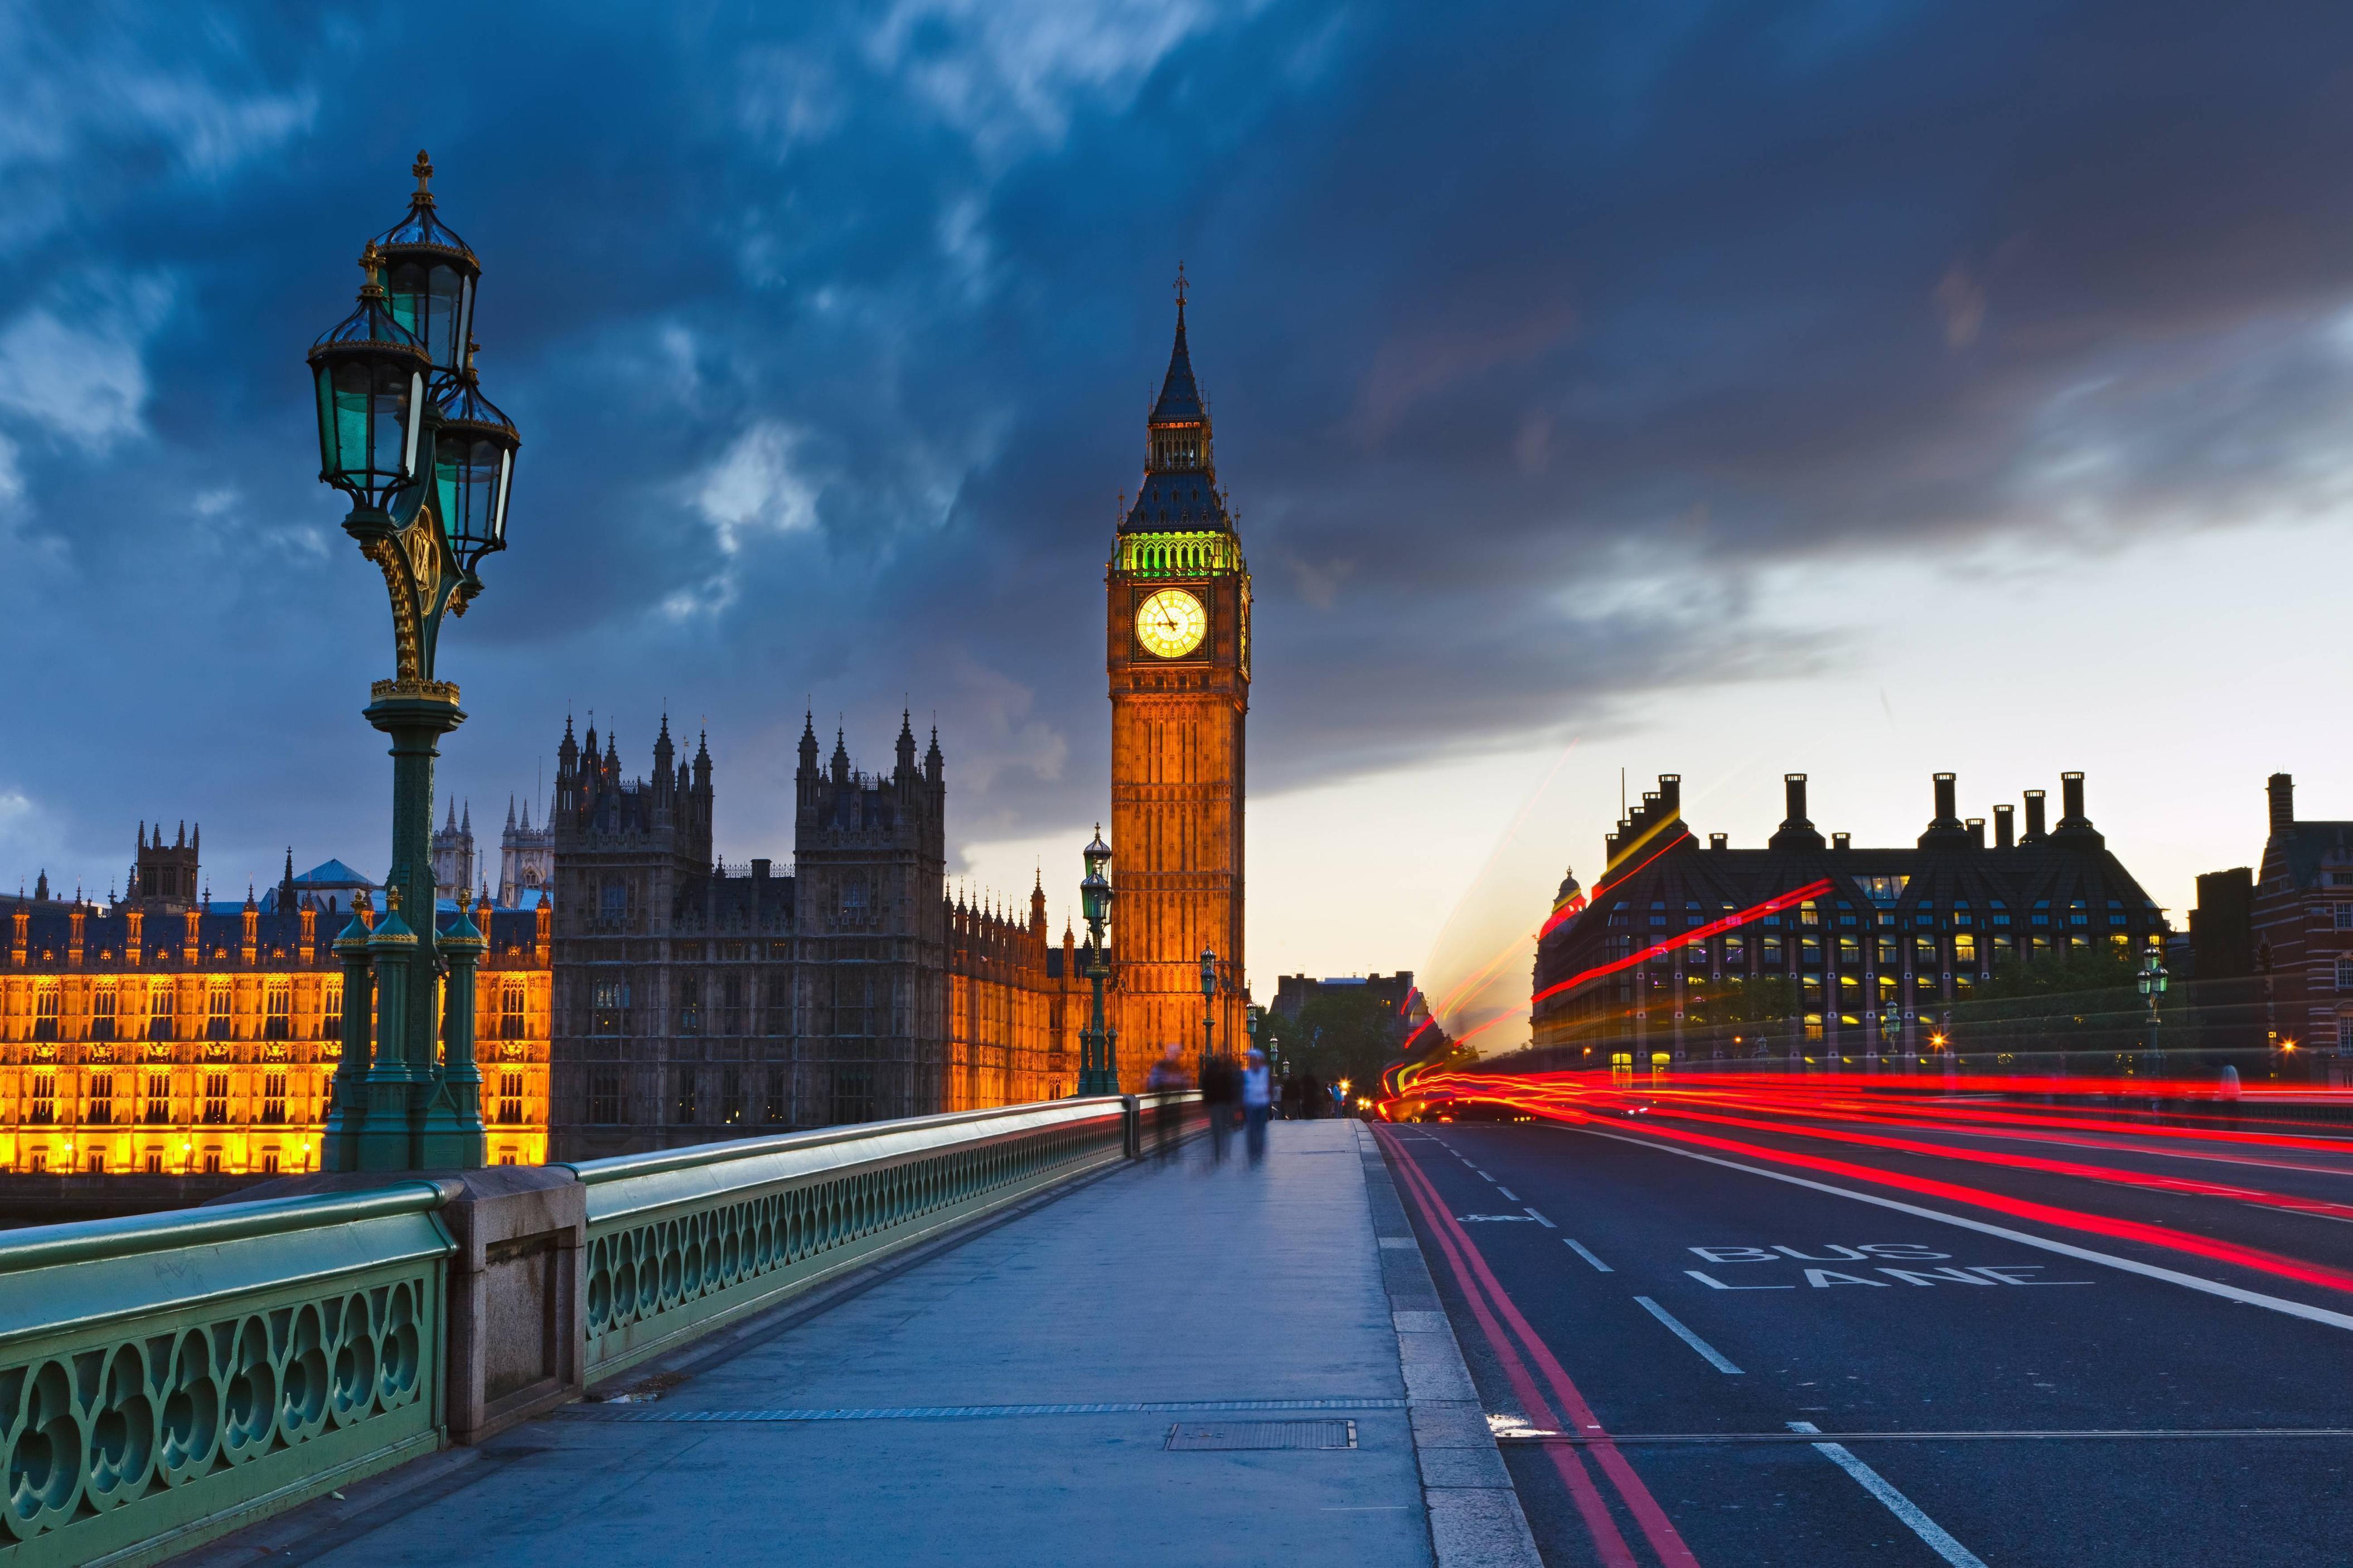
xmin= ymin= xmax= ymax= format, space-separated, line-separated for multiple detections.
xmin=1788 ymin=1422 xmax=1988 ymax=1568
xmin=1633 ymin=1296 xmax=1742 ymax=1375
xmin=1562 ymin=1239 xmax=1613 ymax=1273
xmin=1521 ymin=1207 xmax=1556 ymax=1229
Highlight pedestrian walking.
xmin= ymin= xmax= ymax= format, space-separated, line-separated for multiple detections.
xmin=1242 ymin=1048 xmax=1271 ymax=1164
xmin=1145 ymin=1044 xmax=1189 ymax=1162
xmin=1201 ymin=1052 xmax=1238 ymax=1163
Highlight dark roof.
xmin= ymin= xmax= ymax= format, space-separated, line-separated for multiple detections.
xmin=2271 ymin=821 xmax=2353 ymax=891
xmin=293 ymin=860 xmax=376 ymax=887
xmin=1124 ymin=469 xmax=1230 ymax=532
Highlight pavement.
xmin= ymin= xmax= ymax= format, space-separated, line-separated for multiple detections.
xmin=1382 ymin=1109 xmax=2353 ymax=1567
xmin=188 ymin=1119 xmax=1536 ymax=1568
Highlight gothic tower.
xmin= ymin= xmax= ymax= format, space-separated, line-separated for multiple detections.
xmin=1106 ymin=280 xmax=1251 ymax=1085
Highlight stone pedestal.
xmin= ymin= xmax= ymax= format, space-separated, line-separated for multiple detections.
xmin=224 ymin=1166 xmax=586 ymax=1445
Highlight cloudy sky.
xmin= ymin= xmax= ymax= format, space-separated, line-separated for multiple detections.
xmin=5 ymin=2 xmax=2351 ymax=1042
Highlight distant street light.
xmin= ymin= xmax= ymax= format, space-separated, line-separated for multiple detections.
xmin=1199 ymin=943 xmax=1218 ymax=1072
xmin=2137 ymin=949 xmax=2170 ymax=1077
xmin=1078 ymin=826 xmax=1117 ymax=1095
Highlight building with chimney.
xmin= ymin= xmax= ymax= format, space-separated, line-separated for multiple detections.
xmin=545 ymin=713 xmax=1083 ymax=1159
xmin=1530 ymin=770 xmax=2170 ymax=1066
xmin=2251 ymin=773 xmax=2353 ymax=1075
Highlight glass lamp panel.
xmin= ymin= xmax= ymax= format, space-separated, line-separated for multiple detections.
xmin=331 ymin=361 xmax=376 ymax=488
xmin=433 ymin=433 xmax=466 ymax=546
xmin=385 ymin=261 xmax=427 ymax=343
xmin=457 ymin=275 xmax=476 ymax=368
xmin=313 ymin=365 xmax=338 ymax=475
xmin=491 ymin=445 xmax=512 ymax=545
xmin=401 ymin=371 xmax=424 ymax=475
xmin=425 ymin=264 xmax=464 ymax=370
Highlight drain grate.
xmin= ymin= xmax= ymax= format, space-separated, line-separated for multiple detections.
xmin=1165 ymin=1420 xmax=1357 ymax=1452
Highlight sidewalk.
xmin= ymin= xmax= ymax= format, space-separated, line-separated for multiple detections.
xmin=190 ymin=1120 xmax=1533 ymax=1567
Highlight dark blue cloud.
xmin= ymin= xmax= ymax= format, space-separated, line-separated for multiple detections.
xmin=3 ymin=0 xmax=2350 ymax=895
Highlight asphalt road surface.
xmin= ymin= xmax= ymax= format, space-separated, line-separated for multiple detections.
xmin=1377 ymin=1095 xmax=2353 ymax=1567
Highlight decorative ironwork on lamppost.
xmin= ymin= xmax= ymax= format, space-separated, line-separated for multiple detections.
xmin=1078 ymin=826 xmax=1119 ymax=1095
xmin=308 ymin=152 xmax=520 ymax=1173
xmin=1199 ymin=943 xmax=1218 ymax=1073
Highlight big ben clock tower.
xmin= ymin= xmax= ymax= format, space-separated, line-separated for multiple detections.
xmin=1107 ymin=280 xmax=1250 ymax=1086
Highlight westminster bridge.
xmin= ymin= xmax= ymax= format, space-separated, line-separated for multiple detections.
xmin=0 ymin=1096 xmax=1531 ymax=1568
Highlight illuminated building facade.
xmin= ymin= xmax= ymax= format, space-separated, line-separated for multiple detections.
xmin=1532 ymin=770 xmax=2169 ymax=1064
xmin=546 ymin=715 xmax=1082 ymax=1159
xmin=1105 ymin=288 xmax=1251 ymax=1082
xmin=0 ymin=860 xmax=552 ymax=1176
xmin=2251 ymin=772 xmax=2353 ymax=1072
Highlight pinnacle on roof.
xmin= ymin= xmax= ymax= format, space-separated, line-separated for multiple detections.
xmin=461 ymin=799 xmax=471 ymax=833
xmin=1149 ymin=278 xmax=1205 ymax=427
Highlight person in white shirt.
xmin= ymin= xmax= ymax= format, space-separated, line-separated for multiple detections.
xmin=1241 ymin=1048 xmax=1273 ymax=1164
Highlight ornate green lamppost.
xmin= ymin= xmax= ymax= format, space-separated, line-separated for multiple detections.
xmin=1078 ymin=826 xmax=1119 ymax=1095
xmin=310 ymin=153 xmax=520 ymax=1172
xmin=2137 ymin=948 xmax=2169 ymax=1079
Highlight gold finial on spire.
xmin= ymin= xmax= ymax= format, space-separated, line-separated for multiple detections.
xmin=384 ymin=884 xmax=402 ymax=913
xmin=413 ymin=149 xmax=435 ymax=203
xmin=1173 ymin=260 xmax=1188 ymax=310
xmin=357 ymin=241 xmax=386 ymax=295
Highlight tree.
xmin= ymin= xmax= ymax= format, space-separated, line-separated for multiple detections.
xmin=1260 ymin=989 xmax=1403 ymax=1089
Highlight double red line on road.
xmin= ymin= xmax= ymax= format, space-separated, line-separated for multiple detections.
xmin=1377 ymin=1127 xmax=1700 ymax=1568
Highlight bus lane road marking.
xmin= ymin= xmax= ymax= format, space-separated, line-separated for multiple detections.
xmin=1681 ymin=1244 xmax=2094 ymax=1291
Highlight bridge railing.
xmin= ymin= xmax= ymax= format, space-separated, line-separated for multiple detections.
xmin=0 ymin=1092 xmax=1203 ymax=1567
xmin=561 ymin=1096 xmax=1136 ymax=1378
xmin=0 ymin=1186 xmax=452 ymax=1568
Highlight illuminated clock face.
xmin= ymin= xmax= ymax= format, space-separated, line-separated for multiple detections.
xmin=1135 ymin=588 xmax=1208 ymax=659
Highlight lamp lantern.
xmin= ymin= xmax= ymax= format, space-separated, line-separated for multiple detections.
xmin=307 ymin=245 xmax=430 ymax=520
xmin=433 ymin=345 xmax=519 ymax=575
xmin=375 ymin=151 xmax=480 ymax=377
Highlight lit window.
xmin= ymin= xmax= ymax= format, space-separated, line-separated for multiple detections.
xmin=264 ymin=986 xmax=291 ymax=1041
xmin=202 ymin=1072 xmax=229 ymax=1125
xmin=2337 ymin=960 xmax=2353 ymax=992
xmin=262 ymin=1071 xmax=287 ymax=1125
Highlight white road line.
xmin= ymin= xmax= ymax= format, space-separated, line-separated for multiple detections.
xmin=1788 ymin=1421 xmax=1987 ymax=1568
xmin=1522 ymin=1207 xmax=1556 ymax=1229
xmin=1562 ymin=1238 xmax=1613 ymax=1272
xmin=1634 ymin=1296 xmax=1742 ymax=1374
xmin=1495 ymin=1186 xmax=1519 ymax=1201
xmin=1569 ymin=1124 xmax=2353 ymax=1334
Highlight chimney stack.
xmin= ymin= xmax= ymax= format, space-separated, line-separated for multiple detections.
xmin=752 ymin=858 xmax=772 ymax=881
xmin=1993 ymin=803 xmax=2015 ymax=848
xmin=1832 ymin=832 xmax=1851 ymax=850
xmin=1658 ymin=775 xmax=1682 ymax=813
xmin=2268 ymin=773 xmax=2296 ymax=836
xmin=1933 ymin=773 xmax=1958 ymax=824
xmin=2059 ymin=771 xmax=2088 ymax=827
xmin=1967 ymin=818 xmax=1986 ymax=849
xmin=1707 ymin=833 xmax=1727 ymax=851
xmin=2022 ymin=790 xmax=2047 ymax=843
xmin=1769 ymin=773 xmax=1826 ymax=851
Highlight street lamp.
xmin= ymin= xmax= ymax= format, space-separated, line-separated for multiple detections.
xmin=309 ymin=152 xmax=521 ymax=1173
xmin=1199 ymin=944 xmax=1218 ymax=1072
xmin=1077 ymin=826 xmax=1118 ymax=1095
xmin=2137 ymin=948 xmax=2169 ymax=1077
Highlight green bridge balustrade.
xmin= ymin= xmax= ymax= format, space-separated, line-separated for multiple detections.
xmin=565 ymin=1096 xmax=1139 ymax=1377
xmin=0 ymin=1093 xmax=1200 ymax=1567
xmin=0 ymin=1188 xmax=450 ymax=1568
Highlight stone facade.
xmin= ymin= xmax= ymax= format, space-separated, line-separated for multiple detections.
xmin=546 ymin=713 xmax=1082 ymax=1160
xmin=1531 ymin=770 xmax=2171 ymax=1066
xmin=0 ymin=877 xmax=551 ymax=1176
xmin=2252 ymin=772 xmax=2353 ymax=1071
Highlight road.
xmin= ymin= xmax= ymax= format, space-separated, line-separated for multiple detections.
xmin=1377 ymin=1089 xmax=2353 ymax=1566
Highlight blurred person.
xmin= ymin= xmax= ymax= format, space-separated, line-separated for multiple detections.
xmin=1201 ymin=1051 xmax=1238 ymax=1162
xmin=1146 ymin=1044 xmax=1189 ymax=1162
xmin=1242 ymin=1048 xmax=1272 ymax=1164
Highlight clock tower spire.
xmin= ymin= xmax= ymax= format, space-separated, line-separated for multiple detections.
xmin=1105 ymin=279 xmax=1251 ymax=1085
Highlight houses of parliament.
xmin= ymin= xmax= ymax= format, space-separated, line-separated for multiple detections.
xmin=0 ymin=293 xmax=1252 ymax=1173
